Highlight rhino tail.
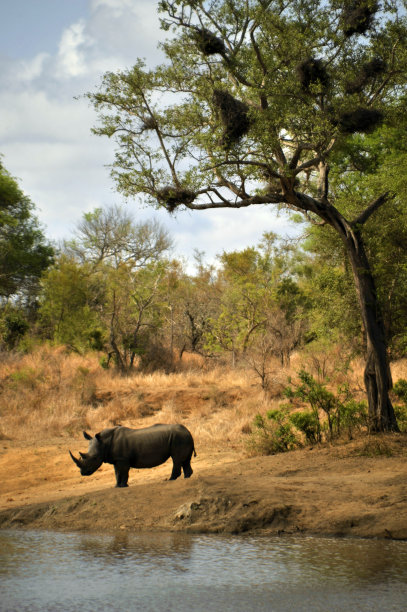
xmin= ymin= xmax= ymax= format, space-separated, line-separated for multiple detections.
xmin=193 ymin=447 xmax=197 ymax=457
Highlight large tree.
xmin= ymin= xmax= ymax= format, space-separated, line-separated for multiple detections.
xmin=88 ymin=0 xmax=407 ymax=430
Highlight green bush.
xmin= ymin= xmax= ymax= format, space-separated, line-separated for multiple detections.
xmin=289 ymin=410 xmax=321 ymax=444
xmin=393 ymin=379 xmax=407 ymax=403
xmin=336 ymin=399 xmax=367 ymax=439
xmin=248 ymin=409 xmax=299 ymax=455
xmin=284 ymin=369 xmax=368 ymax=441
xmin=285 ymin=369 xmax=338 ymax=439
xmin=393 ymin=404 xmax=407 ymax=432
xmin=0 ymin=309 xmax=29 ymax=350
xmin=393 ymin=380 xmax=407 ymax=432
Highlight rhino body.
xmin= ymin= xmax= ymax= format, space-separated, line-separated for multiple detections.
xmin=70 ymin=423 xmax=195 ymax=487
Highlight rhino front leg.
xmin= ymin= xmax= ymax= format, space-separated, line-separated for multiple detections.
xmin=114 ymin=462 xmax=129 ymax=488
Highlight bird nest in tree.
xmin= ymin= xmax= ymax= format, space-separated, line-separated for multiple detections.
xmin=345 ymin=57 xmax=386 ymax=94
xmin=140 ymin=117 xmax=158 ymax=131
xmin=338 ymin=107 xmax=383 ymax=134
xmin=343 ymin=1 xmax=378 ymax=37
xmin=193 ymin=28 xmax=226 ymax=56
xmin=212 ymin=89 xmax=251 ymax=148
xmin=157 ymin=186 xmax=196 ymax=212
xmin=296 ymin=57 xmax=330 ymax=93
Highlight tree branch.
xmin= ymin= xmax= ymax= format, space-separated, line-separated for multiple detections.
xmin=204 ymin=159 xmax=281 ymax=178
xmin=184 ymin=193 xmax=286 ymax=211
xmin=351 ymin=192 xmax=393 ymax=227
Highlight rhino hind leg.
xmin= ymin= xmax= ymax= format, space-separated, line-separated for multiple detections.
xmin=169 ymin=461 xmax=182 ymax=480
xmin=114 ymin=463 xmax=129 ymax=488
xmin=182 ymin=462 xmax=193 ymax=478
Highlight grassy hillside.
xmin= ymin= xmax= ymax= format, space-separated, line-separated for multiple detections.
xmin=2 ymin=345 xmax=406 ymax=449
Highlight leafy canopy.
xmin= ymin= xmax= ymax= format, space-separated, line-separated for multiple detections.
xmin=0 ymin=160 xmax=53 ymax=303
xmin=88 ymin=0 xmax=407 ymax=221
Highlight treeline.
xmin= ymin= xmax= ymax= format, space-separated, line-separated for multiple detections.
xmin=1 ymin=157 xmax=407 ymax=379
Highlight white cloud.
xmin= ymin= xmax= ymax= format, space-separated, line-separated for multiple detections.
xmin=56 ymin=20 xmax=94 ymax=78
xmin=0 ymin=89 xmax=94 ymax=143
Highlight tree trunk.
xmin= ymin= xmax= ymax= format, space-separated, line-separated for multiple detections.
xmin=289 ymin=191 xmax=398 ymax=431
xmin=342 ymin=226 xmax=399 ymax=431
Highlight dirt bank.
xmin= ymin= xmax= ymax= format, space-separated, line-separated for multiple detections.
xmin=1 ymin=434 xmax=406 ymax=539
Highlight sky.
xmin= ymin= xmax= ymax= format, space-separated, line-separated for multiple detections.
xmin=0 ymin=0 xmax=297 ymax=268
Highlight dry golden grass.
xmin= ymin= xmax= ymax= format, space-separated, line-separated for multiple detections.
xmin=1 ymin=345 xmax=406 ymax=449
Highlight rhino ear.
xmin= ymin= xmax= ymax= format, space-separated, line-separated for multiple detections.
xmin=83 ymin=431 xmax=92 ymax=440
xmin=95 ymin=433 xmax=102 ymax=442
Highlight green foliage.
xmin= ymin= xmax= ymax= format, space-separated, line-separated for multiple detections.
xmin=204 ymin=235 xmax=309 ymax=367
xmin=337 ymin=398 xmax=368 ymax=438
xmin=248 ymin=408 xmax=299 ymax=455
xmin=0 ymin=160 xmax=53 ymax=304
xmin=303 ymin=125 xmax=407 ymax=356
xmin=39 ymin=256 xmax=104 ymax=353
xmin=284 ymin=370 xmax=368 ymax=441
xmin=99 ymin=355 xmax=110 ymax=369
xmin=393 ymin=379 xmax=407 ymax=403
xmin=285 ymin=369 xmax=337 ymax=438
xmin=289 ymin=410 xmax=320 ymax=444
xmin=88 ymin=0 xmax=407 ymax=218
xmin=392 ymin=379 xmax=407 ymax=432
xmin=0 ymin=308 xmax=29 ymax=350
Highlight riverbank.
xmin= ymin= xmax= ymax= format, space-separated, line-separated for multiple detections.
xmin=1 ymin=434 xmax=406 ymax=539
xmin=1 ymin=348 xmax=407 ymax=539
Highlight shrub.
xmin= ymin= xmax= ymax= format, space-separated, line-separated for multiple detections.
xmin=284 ymin=370 xmax=368 ymax=441
xmin=289 ymin=410 xmax=321 ymax=444
xmin=336 ymin=399 xmax=367 ymax=439
xmin=393 ymin=379 xmax=407 ymax=432
xmin=0 ymin=309 xmax=29 ymax=350
xmin=285 ymin=369 xmax=338 ymax=439
xmin=248 ymin=409 xmax=299 ymax=455
xmin=393 ymin=379 xmax=407 ymax=403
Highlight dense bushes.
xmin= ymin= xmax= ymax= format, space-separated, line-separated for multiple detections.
xmin=248 ymin=369 xmax=369 ymax=455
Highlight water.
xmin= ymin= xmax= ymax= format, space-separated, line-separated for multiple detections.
xmin=1 ymin=530 xmax=407 ymax=612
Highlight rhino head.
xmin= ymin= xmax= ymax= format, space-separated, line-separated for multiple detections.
xmin=69 ymin=431 xmax=104 ymax=476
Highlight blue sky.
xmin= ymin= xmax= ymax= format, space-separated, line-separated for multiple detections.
xmin=0 ymin=0 xmax=295 ymax=267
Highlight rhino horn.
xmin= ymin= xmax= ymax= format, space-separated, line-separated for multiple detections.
xmin=69 ymin=450 xmax=82 ymax=467
xmin=83 ymin=431 xmax=92 ymax=440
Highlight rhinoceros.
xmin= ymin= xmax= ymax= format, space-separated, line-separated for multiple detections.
xmin=69 ymin=423 xmax=195 ymax=487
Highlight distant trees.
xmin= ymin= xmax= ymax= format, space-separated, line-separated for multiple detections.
xmin=65 ymin=204 xmax=173 ymax=268
xmin=39 ymin=206 xmax=174 ymax=371
xmin=0 ymin=161 xmax=53 ymax=305
xmin=0 ymin=160 xmax=53 ymax=349
xmin=205 ymin=235 xmax=309 ymax=377
xmin=36 ymin=204 xmax=312 ymax=376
